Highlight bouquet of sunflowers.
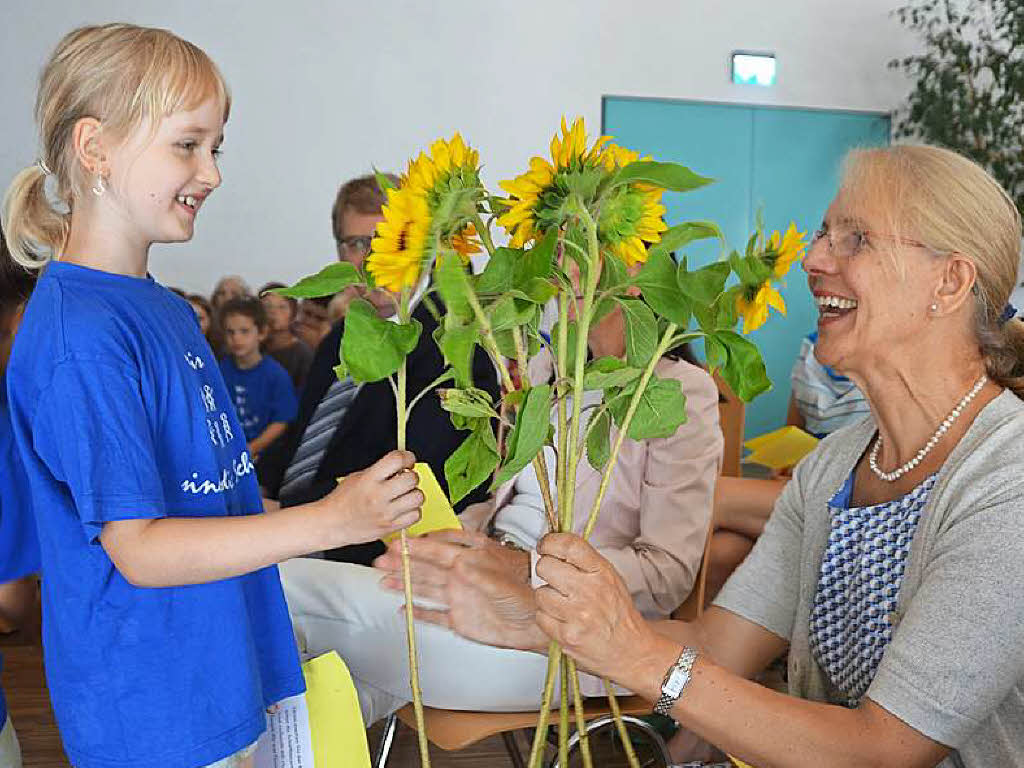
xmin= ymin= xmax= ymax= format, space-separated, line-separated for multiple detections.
xmin=278 ymin=117 xmax=802 ymax=767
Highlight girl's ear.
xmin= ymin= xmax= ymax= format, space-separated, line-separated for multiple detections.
xmin=71 ymin=117 xmax=108 ymax=177
xmin=934 ymin=252 xmax=978 ymax=316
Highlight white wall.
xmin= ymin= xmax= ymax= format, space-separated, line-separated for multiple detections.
xmin=1 ymin=0 xmax=918 ymax=294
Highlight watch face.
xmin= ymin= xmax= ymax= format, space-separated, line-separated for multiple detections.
xmin=665 ymin=670 xmax=688 ymax=697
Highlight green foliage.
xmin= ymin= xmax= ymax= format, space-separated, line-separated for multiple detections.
xmin=617 ymin=298 xmax=658 ymax=368
xmin=582 ymin=357 xmax=644 ymax=390
xmin=635 ymin=249 xmax=691 ymax=327
xmin=271 ymin=262 xmax=361 ymax=298
xmin=341 ymin=300 xmax=422 ymax=382
xmin=433 ymin=321 xmax=480 ymax=388
xmin=891 ymin=0 xmax=1024 ymax=214
xmin=445 ymin=422 xmax=500 ymax=505
xmin=609 ymin=161 xmax=714 ymax=192
xmin=439 ymin=387 xmax=499 ymax=420
xmin=677 ymin=258 xmax=731 ymax=306
xmin=586 ymin=409 xmax=612 ymax=470
xmin=647 ymin=221 xmax=724 ymax=260
xmin=494 ymin=384 xmax=553 ymax=487
xmin=608 ymin=375 xmax=688 ymax=439
xmin=705 ymin=330 xmax=772 ymax=401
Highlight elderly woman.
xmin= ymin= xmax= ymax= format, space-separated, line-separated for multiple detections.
xmin=414 ymin=145 xmax=1024 ymax=768
xmin=279 ymin=284 xmax=723 ymax=724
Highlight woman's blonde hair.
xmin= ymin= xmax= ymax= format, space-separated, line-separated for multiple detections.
xmin=841 ymin=144 xmax=1024 ymax=399
xmin=2 ymin=23 xmax=230 ymax=269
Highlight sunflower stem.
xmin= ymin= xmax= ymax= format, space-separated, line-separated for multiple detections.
xmin=396 ymin=289 xmax=431 ymax=768
xmin=472 ymin=212 xmax=497 ymax=256
xmin=604 ymin=678 xmax=642 ymax=768
xmin=559 ymin=656 xmax=570 ymax=768
xmin=567 ymin=658 xmax=594 ymax=768
xmin=514 ymin=326 xmax=558 ymax=532
xmin=528 ymin=642 xmax=562 ymax=768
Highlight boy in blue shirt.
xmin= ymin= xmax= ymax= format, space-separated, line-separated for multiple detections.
xmin=0 ymin=228 xmax=40 ymax=768
xmin=219 ymin=297 xmax=299 ymax=461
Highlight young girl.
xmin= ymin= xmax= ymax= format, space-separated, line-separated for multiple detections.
xmin=2 ymin=24 xmax=423 ymax=768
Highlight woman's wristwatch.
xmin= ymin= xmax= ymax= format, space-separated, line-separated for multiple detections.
xmin=654 ymin=646 xmax=699 ymax=716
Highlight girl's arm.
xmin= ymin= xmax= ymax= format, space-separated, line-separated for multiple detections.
xmin=248 ymin=421 xmax=288 ymax=459
xmin=100 ymin=451 xmax=423 ymax=587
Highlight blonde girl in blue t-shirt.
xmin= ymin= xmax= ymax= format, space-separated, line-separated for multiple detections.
xmin=1 ymin=24 xmax=423 ymax=768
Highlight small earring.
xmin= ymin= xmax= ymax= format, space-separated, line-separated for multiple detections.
xmin=929 ymin=303 xmax=939 ymax=313
xmin=91 ymin=174 xmax=106 ymax=197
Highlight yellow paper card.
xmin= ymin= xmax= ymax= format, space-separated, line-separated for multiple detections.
xmin=730 ymin=757 xmax=755 ymax=768
xmin=381 ymin=462 xmax=461 ymax=543
xmin=743 ymin=425 xmax=819 ymax=471
xmin=303 ymin=651 xmax=371 ymax=768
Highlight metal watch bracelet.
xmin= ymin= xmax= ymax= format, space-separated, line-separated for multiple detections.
xmin=653 ymin=646 xmax=699 ymax=716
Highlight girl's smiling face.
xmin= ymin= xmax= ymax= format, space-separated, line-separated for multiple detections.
xmin=102 ymin=96 xmax=225 ymax=247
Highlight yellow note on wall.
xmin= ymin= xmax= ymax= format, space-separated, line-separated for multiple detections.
xmin=303 ymin=652 xmax=371 ymax=768
xmin=381 ymin=462 xmax=461 ymax=543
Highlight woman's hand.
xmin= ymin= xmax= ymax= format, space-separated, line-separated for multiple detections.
xmin=534 ymin=533 xmax=662 ymax=681
xmin=374 ymin=529 xmax=545 ymax=651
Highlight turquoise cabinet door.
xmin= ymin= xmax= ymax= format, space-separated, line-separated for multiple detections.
xmin=603 ymin=97 xmax=889 ymax=440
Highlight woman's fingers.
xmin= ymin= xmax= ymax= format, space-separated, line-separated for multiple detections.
xmin=538 ymin=533 xmax=604 ymax=573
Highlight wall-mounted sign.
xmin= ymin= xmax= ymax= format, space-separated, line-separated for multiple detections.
xmin=732 ymin=52 xmax=776 ymax=86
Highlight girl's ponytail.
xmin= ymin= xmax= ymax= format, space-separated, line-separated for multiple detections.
xmin=2 ymin=163 xmax=69 ymax=269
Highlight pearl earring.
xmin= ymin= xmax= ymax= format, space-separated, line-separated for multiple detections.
xmin=929 ymin=303 xmax=939 ymax=313
xmin=91 ymin=174 xmax=106 ymax=197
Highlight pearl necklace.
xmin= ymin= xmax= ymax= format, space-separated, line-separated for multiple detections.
xmin=869 ymin=374 xmax=987 ymax=482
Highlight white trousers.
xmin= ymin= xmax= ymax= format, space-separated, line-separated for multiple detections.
xmin=0 ymin=715 xmax=22 ymax=768
xmin=278 ymin=558 xmax=623 ymax=726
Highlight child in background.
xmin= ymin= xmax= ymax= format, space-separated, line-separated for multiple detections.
xmin=189 ymin=291 xmax=225 ymax=357
xmin=0 ymin=228 xmax=40 ymax=768
xmin=259 ymin=282 xmax=313 ymax=391
xmin=2 ymin=24 xmax=422 ymax=768
xmin=219 ymin=297 xmax=298 ymax=460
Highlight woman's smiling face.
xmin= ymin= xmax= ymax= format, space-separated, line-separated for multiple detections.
xmin=803 ymin=189 xmax=950 ymax=377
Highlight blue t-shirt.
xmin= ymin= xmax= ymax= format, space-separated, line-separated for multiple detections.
xmin=219 ymin=356 xmax=297 ymax=442
xmin=6 ymin=262 xmax=304 ymax=768
xmin=0 ymin=385 xmax=41 ymax=730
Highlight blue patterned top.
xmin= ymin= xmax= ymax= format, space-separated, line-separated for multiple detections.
xmin=809 ymin=470 xmax=937 ymax=706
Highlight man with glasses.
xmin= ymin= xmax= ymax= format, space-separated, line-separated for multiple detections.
xmin=257 ymin=174 xmax=499 ymax=565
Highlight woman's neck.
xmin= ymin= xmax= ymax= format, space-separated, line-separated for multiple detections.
xmin=61 ymin=209 xmax=150 ymax=277
xmin=846 ymin=340 xmax=996 ymax=491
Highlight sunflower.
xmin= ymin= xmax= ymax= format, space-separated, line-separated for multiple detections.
xmin=367 ymin=187 xmax=431 ymax=292
xmin=734 ymin=223 xmax=806 ymax=333
xmin=768 ymin=222 xmax=806 ymax=277
xmin=403 ymin=132 xmax=480 ymax=200
xmin=736 ymin=281 xmax=787 ymax=334
xmin=498 ymin=117 xmax=612 ymax=247
xmin=593 ymin=142 xmax=666 ymax=266
xmin=446 ymin=223 xmax=481 ymax=262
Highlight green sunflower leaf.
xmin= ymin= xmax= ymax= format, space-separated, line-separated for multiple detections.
xmin=271 ymin=262 xmax=362 ymax=298
xmin=445 ymin=423 xmax=500 ymax=505
xmin=609 ymin=375 xmax=689 ymax=440
xmin=438 ymin=387 xmax=499 ymax=420
xmin=586 ymin=408 xmax=612 ymax=471
xmin=434 ymin=252 xmax=474 ymax=322
xmin=433 ymin=321 xmax=480 ymax=387
xmin=635 ymin=249 xmax=691 ymax=327
xmin=709 ymin=330 xmax=772 ymax=402
xmin=677 ymin=259 xmax=731 ymax=306
xmin=583 ymin=357 xmax=644 ymax=390
xmin=647 ymin=221 xmax=724 ymax=260
xmin=341 ymin=299 xmax=422 ymax=382
xmin=617 ymin=297 xmax=658 ymax=368
xmin=493 ymin=384 xmax=553 ymax=488
xmin=610 ymin=161 xmax=714 ymax=193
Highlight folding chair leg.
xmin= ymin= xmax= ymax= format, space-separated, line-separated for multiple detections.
xmin=501 ymin=730 xmax=528 ymax=768
xmin=373 ymin=712 xmax=399 ymax=768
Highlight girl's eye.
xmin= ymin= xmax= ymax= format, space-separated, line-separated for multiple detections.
xmin=178 ymin=140 xmax=197 ymax=151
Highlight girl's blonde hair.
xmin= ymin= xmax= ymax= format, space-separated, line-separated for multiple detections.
xmin=841 ymin=145 xmax=1024 ymax=399
xmin=2 ymin=23 xmax=230 ymax=268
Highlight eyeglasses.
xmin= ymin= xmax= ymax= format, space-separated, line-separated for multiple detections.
xmin=810 ymin=226 xmax=938 ymax=259
xmin=338 ymin=235 xmax=374 ymax=256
